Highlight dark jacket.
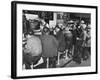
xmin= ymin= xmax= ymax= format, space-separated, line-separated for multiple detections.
xmin=56 ymin=30 xmax=66 ymax=52
xmin=40 ymin=35 xmax=58 ymax=57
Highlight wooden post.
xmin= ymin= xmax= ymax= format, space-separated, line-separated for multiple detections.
xmin=72 ymin=45 xmax=74 ymax=56
xmin=46 ymin=57 xmax=49 ymax=68
xmin=57 ymin=52 xmax=60 ymax=65
xmin=65 ymin=49 xmax=68 ymax=60
xmin=30 ymin=63 xmax=34 ymax=69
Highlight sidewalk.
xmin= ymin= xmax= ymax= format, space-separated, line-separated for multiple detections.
xmin=62 ymin=56 xmax=91 ymax=67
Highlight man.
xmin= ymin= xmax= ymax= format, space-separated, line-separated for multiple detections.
xmin=23 ymin=19 xmax=42 ymax=69
xmin=83 ymin=24 xmax=91 ymax=60
xmin=64 ymin=21 xmax=73 ymax=58
xmin=55 ymin=24 xmax=66 ymax=53
xmin=73 ymin=20 xmax=87 ymax=63
xmin=85 ymin=24 xmax=91 ymax=54
xmin=40 ymin=27 xmax=58 ymax=68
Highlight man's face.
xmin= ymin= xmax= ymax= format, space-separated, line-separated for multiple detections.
xmin=30 ymin=21 xmax=39 ymax=29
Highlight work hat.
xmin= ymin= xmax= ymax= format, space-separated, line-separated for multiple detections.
xmin=80 ymin=20 xmax=85 ymax=24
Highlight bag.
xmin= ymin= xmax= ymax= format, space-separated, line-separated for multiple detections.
xmin=25 ymin=35 xmax=42 ymax=56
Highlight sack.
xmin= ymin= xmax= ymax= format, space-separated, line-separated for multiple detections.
xmin=25 ymin=35 xmax=42 ymax=56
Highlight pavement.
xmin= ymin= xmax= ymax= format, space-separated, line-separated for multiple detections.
xmin=62 ymin=56 xmax=91 ymax=68
xmin=32 ymin=55 xmax=91 ymax=69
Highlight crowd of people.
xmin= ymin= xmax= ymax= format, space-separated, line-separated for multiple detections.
xmin=22 ymin=15 xmax=91 ymax=69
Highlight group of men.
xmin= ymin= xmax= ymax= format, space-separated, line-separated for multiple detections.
xmin=22 ymin=15 xmax=91 ymax=69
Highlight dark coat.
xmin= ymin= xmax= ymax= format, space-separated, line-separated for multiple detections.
xmin=40 ymin=35 xmax=58 ymax=57
xmin=56 ymin=31 xmax=66 ymax=52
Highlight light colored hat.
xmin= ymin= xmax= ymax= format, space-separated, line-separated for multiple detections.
xmin=81 ymin=24 xmax=87 ymax=29
xmin=68 ymin=20 xmax=74 ymax=24
xmin=80 ymin=20 xmax=85 ymax=24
